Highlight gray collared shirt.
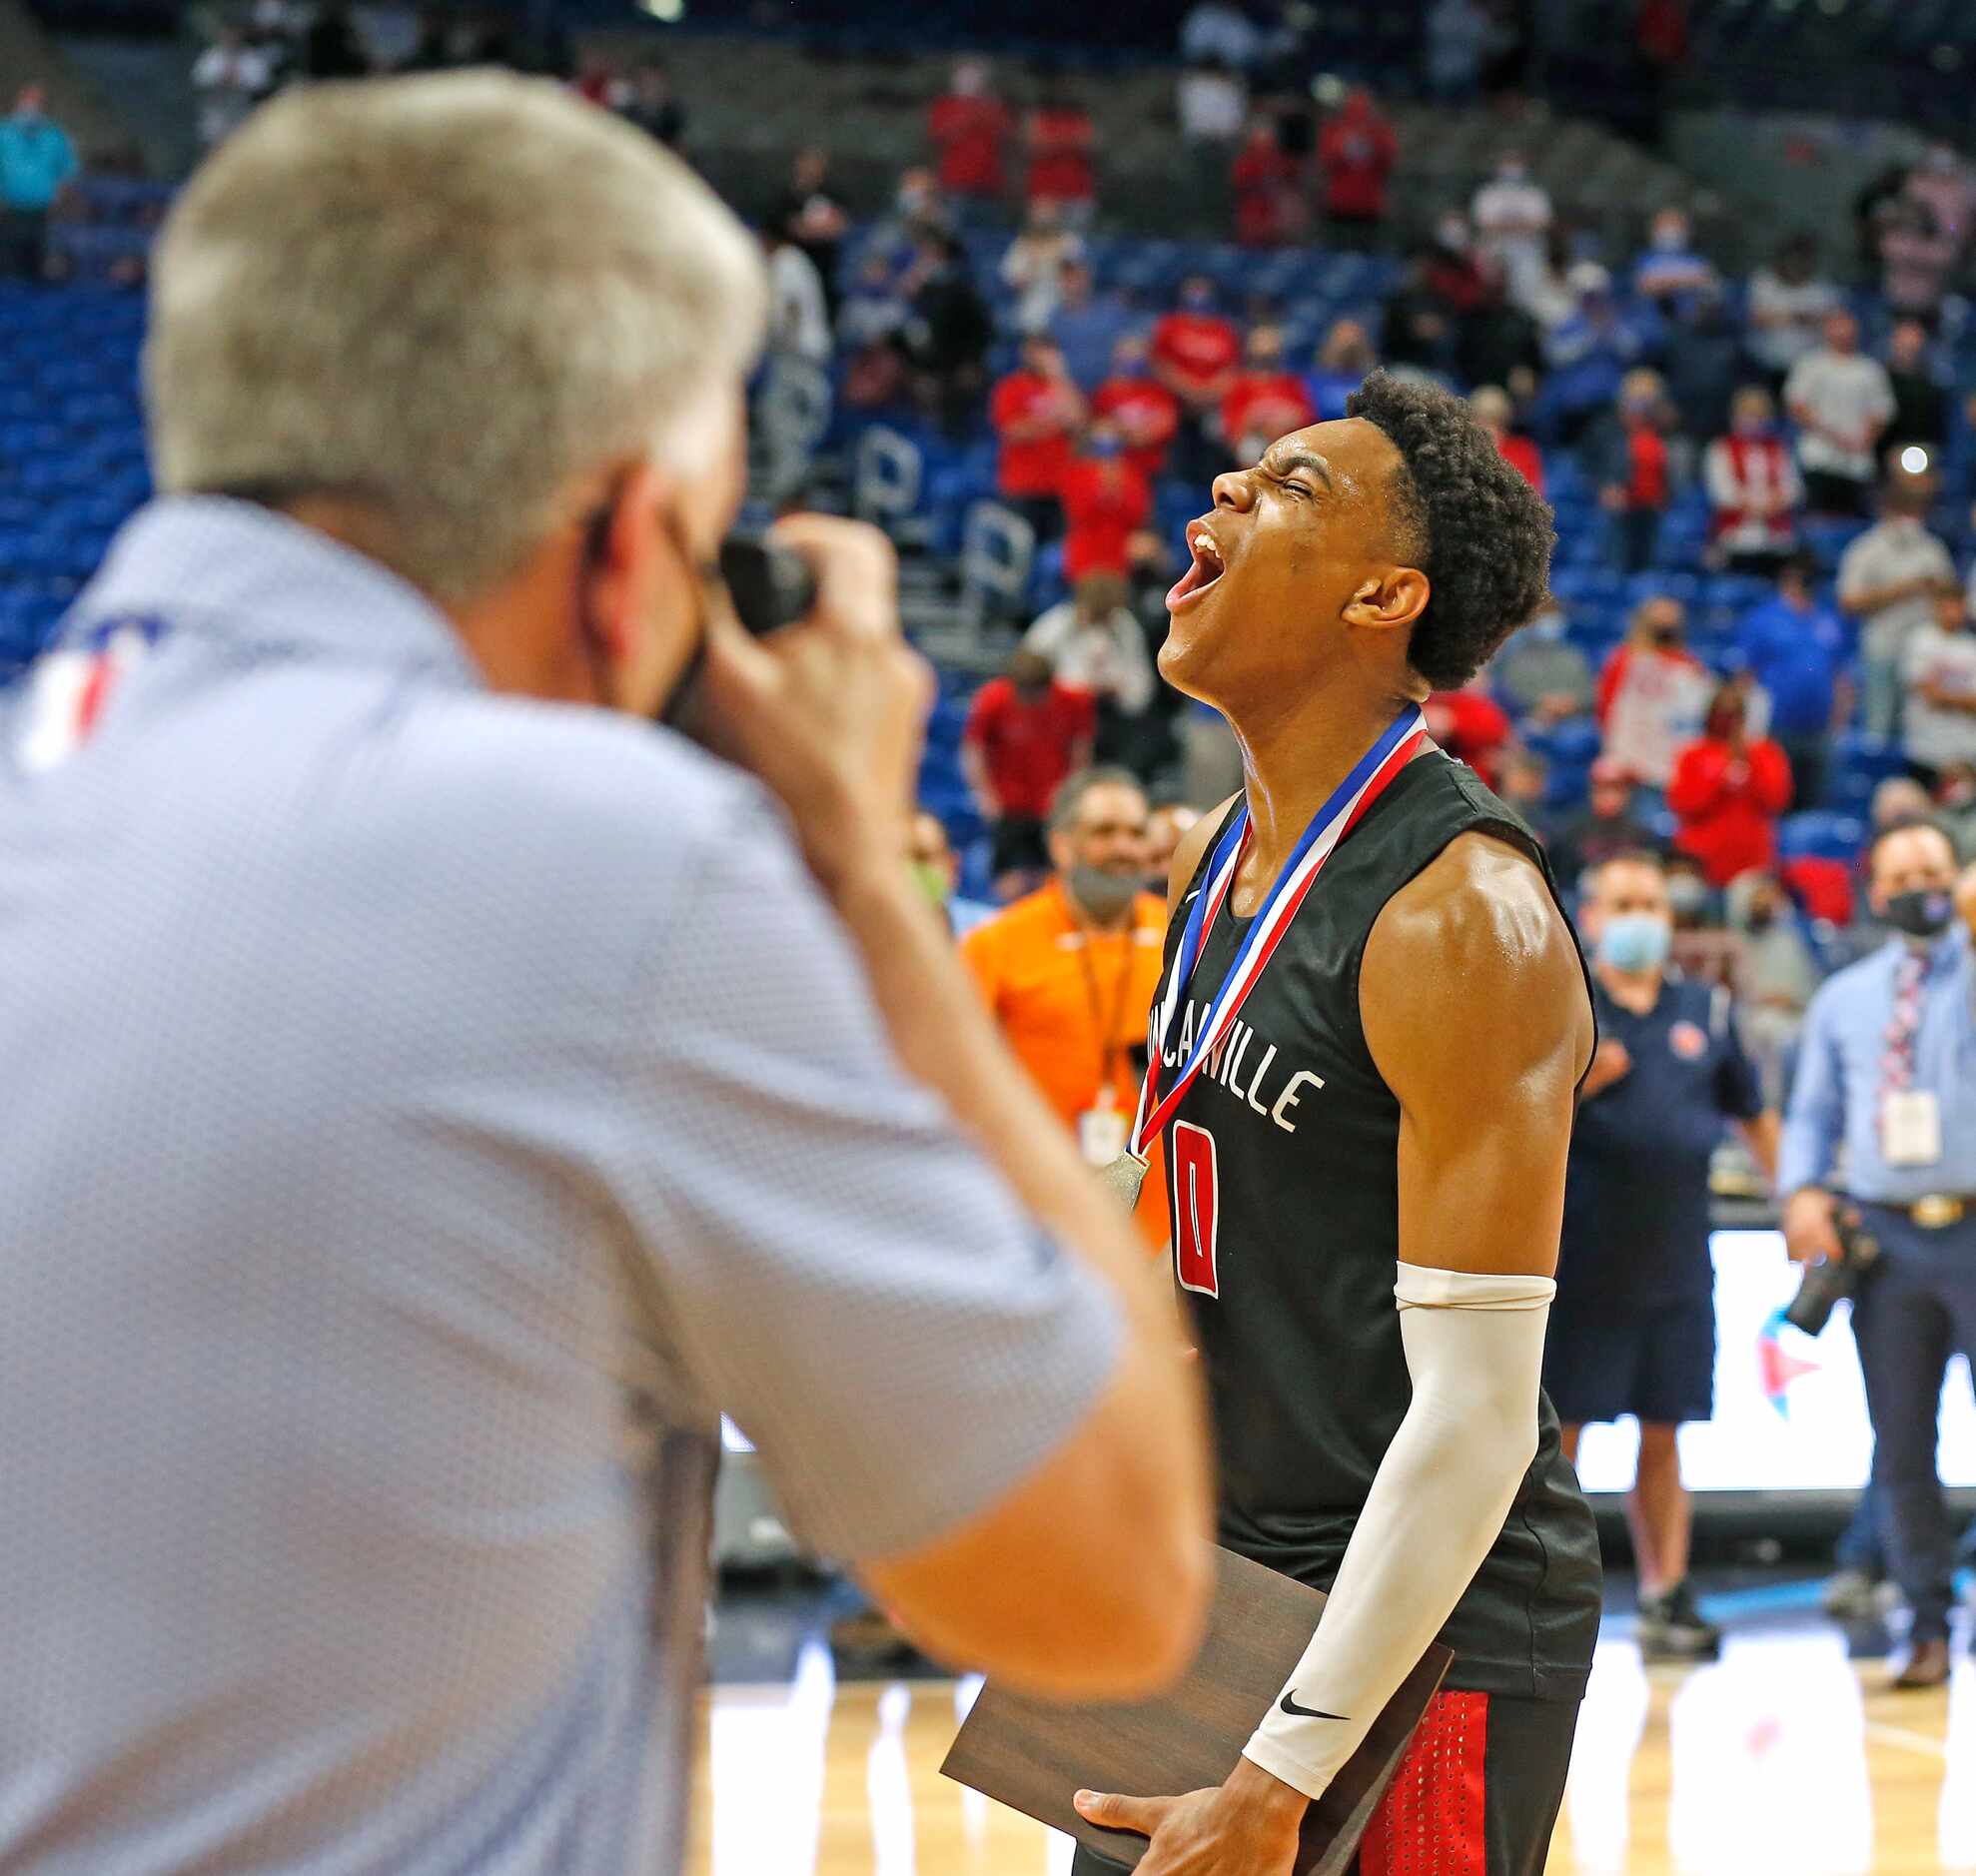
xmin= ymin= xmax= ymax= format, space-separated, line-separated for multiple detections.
xmin=0 ymin=498 xmax=1121 ymax=1874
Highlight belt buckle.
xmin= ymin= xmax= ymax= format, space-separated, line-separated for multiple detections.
xmin=1912 ymin=1195 xmax=1964 ymax=1230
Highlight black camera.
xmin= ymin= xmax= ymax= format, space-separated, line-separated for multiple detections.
xmin=716 ymin=535 xmax=817 ymax=637
xmin=1783 ymin=1210 xmax=1879 ymax=1337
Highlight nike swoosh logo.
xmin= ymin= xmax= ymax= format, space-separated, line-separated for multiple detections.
xmin=1279 ymin=1691 xmax=1350 ymax=1721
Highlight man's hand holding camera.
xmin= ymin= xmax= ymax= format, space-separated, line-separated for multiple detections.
xmin=1782 ymin=1188 xmax=1844 ymax=1267
xmin=691 ymin=515 xmax=934 ymax=897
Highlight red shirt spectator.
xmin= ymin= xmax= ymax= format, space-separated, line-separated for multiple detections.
xmin=1092 ymin=340 xmax=1181 ymax=481
xmin=1497 ymin=433 xmax=1544 ymax=492
xmin=928 ymin=62 xmax=1010 ymax=197
xmin=1637 ymin=0 xmax=1688 ymax=68
xmin=1704 ymin=388 xmax=1801 ymax=560
xmin=1424 ymin=681 xmax=1513 ymax=790
xmin=1232 ymin=125 xmax=1298 ymax=248
xmin=1468 ymin=385 xmax=1543 ymax=493
xmin=1060 ymin=440 xmax=1152 ymax=583
xmin=1151 ymin=282 xmax=1242 ymax=412
xmin=989 ymin=339 xmax=1084 ymax=499
xmin=963 ymin=663 xmax=1096 ymax=820
xmin=573 ymin=59 xmax=620 ymax=106
xmin=1619 ymin=420 xmax=1668 ymax=509
xmin=1318 ymin=90 xmax=1398 ymax=225
xmin=1025 ymin=100 xmax=1095 ymax=209
xmin=1668 ymin=690 xmax=1792 ymax=885
xmin=1221 ymin=325 xmax=1316 ymax=460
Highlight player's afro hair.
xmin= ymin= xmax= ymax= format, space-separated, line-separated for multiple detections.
xmin=1345 ymin=370 xmax=1555 ymax=691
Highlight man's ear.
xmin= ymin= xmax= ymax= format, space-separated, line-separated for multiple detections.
xmin=1341 ymin=565 xmax=1430 ymax=636
xmin=585 ymin=460 xmax=676 ymax=661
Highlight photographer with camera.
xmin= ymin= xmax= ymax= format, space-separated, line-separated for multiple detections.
xmin=1780 ymin=817 xmax=1976 ymax=1688
xmin=0 ymin=77 xmax=1212 ymax=1874
xmin=1544 ymin=851 xmax=1780 ymax=1659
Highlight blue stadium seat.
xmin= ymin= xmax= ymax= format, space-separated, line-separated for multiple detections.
xmin=1777 ymin=811 xmax=1868 ymax=863
xmin=1524 ymin=720 xmax=1601 ymax=768
xmin=1831 ymin=730 xmax=1904 ymax=782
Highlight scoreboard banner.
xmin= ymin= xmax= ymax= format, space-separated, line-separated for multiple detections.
xmin=1573 ymin=1230 xmax=1976 ymax=1494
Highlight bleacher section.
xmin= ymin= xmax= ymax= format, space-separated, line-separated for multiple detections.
xmin=0 ymin=202 xmax=1957 ymax=881
xmin=0 ymin=280 xmax=147 ymax=681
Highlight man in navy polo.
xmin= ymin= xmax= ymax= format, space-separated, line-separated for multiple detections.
xmin=1738 ymin=548 xmax=1853 ymax=811
xmin=1547 ymin=849 xmax=1781 ymax=1658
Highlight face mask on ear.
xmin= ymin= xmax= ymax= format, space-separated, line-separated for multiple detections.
xmin=910 ymin=860 xmax=951 ymax=907
xmin=1597 ymin=912 xmax=1672 ymax=973
xmin=1881 ymin=888 xmax=1953 ymax=940
xmin=1069 ymin=863 xmax=1141 ymax=921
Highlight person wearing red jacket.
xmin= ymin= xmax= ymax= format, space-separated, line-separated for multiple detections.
xmin=1317 ymin=89 xmax=1398 ymax=244
xmin=1424 ymin=675 xmax=1513 ymax=790
xmin=1091 ymin=334 xmax=1180 ymax=482
xmin=1152 ymin=276 xmax=1243 ymax=484
xmin=1667 ymin=684 xmax=1793 ymax=886
xmin=989 ymin=335 xmax=1086 ymax=540
xmin=1024 ymin=86 xmax=1096 ymax=224
xmin=1471 ymin=383 xmax=1543 ymax=494
xmin=1219 ymin=324 xmax=1317 ymax=466
xmin=1231 ymin=122 xmax=1299 ymax=248
xmin=1059 ymin=425 xmax=1152 ymax=583
xmin=928 ymin=58 xmax=1010 ymax=199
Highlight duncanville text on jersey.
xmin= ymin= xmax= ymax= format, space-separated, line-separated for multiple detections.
xmin=1151 ymin=997 xmax=1326 ymax=1134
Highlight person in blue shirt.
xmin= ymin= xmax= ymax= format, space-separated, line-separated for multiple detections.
xmin=1045 ymin=259 xmax=1134 ymax=394
xmin=1781 ymin=817 xmax=1976 ymax=1689
xmin=1547 ymin=849 xmax=1779 ymax=1660
xmin=1306 ymin=317 xmax=1378 ymax=420
xmin=1631 ymin=207 xmax=1718 ymax=322
xmin=1534 ymin=266 xmax=1655 ymax=448
xmin=0 ymin=84 xmax=77 ymax=279
xmin=1738 ymin=549 xmax=1854 ymax=810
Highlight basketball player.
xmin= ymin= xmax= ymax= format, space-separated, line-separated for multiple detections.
xmin=1074 ymin=372 xmax=1601 ymax=1876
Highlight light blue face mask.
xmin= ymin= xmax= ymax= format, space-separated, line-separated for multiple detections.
xmin=1597 ymin=912 xmax=1672 ymax=973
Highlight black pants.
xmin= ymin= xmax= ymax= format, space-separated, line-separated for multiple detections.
xmin=0 ymin=207 xmax=46 ymax=278
xmin=1607 ymin=506 xmax=1662 ymax=575
xmin=1778 ymin=733 xmax=1828 ymax=811
xmin=1004 ymin=493 xmax=1063 ymax=545
xmin=1068 ymin=1689 xmax=1579 ymax=1876
xmin=1801 ymin=469 xmax=1872 ymax=517
xmin=1851 ymin=1204 xmax=1976 ymax=1642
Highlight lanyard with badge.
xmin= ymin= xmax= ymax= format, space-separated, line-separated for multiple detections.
xmin=1880 ymin=938 xmax=1944 ymax=1167
xmin=1073 ymin=921 xmax=1139 ymax=1168
xmin=1094 ymin=706 xmax=1429 ymax=1210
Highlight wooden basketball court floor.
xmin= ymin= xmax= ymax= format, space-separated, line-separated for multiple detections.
xmin=686 ymin=1599 xmax=1975 ymax=1876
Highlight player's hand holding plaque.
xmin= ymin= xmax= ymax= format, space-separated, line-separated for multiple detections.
xmin=941 ymin=1547 xmax=1450 ymax=1875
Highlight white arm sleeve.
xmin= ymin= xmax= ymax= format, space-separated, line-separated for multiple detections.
xmin=1240 ymin=1263 xmax=1554 ymax=1801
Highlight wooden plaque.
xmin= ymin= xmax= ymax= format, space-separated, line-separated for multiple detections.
xmin=940 ymin=1545 xmax=1452 ymax=1874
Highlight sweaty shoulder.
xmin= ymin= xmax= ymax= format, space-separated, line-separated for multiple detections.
xmin=1360 ymin=830 xmax=1594 ymax=1097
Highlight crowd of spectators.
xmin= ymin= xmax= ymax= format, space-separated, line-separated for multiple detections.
xmin=55 ymin=9 xmax=1976 ymax=1128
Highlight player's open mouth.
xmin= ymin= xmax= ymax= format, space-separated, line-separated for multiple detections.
xmin=1167 ymin=521 xmax=1227 ymax=611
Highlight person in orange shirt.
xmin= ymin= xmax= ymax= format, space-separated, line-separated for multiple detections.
xmin=963 ymin=767 xmax=1170 ymax=1250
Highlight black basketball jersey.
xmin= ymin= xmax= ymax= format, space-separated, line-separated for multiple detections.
xmin=1150 ymin=749 xmax=1601 ymax=1702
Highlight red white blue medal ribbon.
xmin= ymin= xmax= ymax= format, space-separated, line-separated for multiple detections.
xmin=1130 ymin=706 xmax=1429 ymax=1158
